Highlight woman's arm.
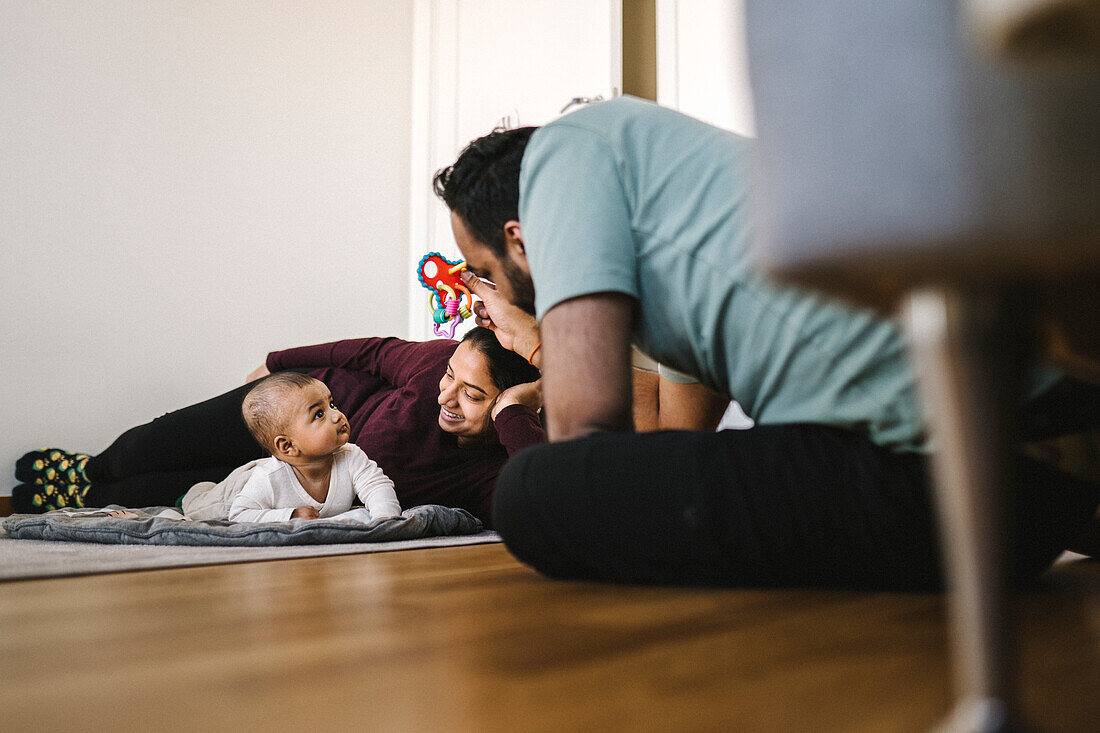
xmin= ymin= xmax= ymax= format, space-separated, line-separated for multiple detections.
xmin=491 ymin=379 xmax=545 ymax=456
xmin=266 ymin=337 xmax=395 ymax=373
xmin=493 ymin=404 xmax=546 ymax=457
xmin=266 ymin=337 xmax=453 ymax=388
xmin=245 ymin=364 xmax=271 ymax=382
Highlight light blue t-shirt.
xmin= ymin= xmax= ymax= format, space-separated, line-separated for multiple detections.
xmin=519 ymin=96 xmax=927 ymax=452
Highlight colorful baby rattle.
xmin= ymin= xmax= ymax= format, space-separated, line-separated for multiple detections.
xmin=417 ymin=252 xmax=473 ymax=339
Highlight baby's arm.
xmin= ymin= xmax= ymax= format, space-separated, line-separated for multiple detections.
xmin=349 ymin=450 xmax=402 ymax=519
xmin=229 ymin=472 xmax=298 ymax=523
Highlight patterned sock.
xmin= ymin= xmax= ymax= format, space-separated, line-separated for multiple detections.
xmin=15 ymin=449 xmax=91 ymax=487
xmin=10 ymin=482 xmax=88 ymax=514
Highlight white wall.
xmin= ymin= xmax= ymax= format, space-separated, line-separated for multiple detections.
xmin=407 ymin=0 xmax=621 ymax=341
xmin=0 ymin=1 xmax=414 ymax=494
xmin=656 ymin=0 xmax=755 ymax=137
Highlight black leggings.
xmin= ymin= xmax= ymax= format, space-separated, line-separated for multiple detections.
xmin=493 ymin=424 xmax=1099 ymax=591
xmin=83 ymin=381 xmax=265 ymax=507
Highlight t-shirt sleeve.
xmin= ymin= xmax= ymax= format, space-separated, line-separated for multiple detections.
xmin=267 ymin=337 xmax=454 ymax=388
xmin=519 ymin=124 xmax=638 ymax=320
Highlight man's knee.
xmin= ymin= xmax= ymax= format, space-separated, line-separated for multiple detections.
xmin=492 ymin=444 xmax=590 ymax=578
xmin=491 ymin=446 xmax=542 ymax=554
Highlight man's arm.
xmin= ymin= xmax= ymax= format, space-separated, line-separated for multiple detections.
xmin=540 ymin=292 xmax=635 ymax=441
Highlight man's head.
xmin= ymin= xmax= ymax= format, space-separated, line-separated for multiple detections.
xmin=242 ymin=373 xmax=350 ymax=460
xmin=433 ymin=127 xmax=539 ymax=314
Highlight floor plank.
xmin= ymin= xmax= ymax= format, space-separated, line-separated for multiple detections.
xmin=2 ymin=544 xmax=1097 ymax=732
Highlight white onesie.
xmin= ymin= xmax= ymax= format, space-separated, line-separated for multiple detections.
xmin=228 ymin=443 xmax=401 ymax=523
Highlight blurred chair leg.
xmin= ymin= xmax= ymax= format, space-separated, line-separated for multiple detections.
xmin=902 ymin=286 xmax=1034 ymax=733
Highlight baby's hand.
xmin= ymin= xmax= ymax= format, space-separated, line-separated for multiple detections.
xmin=292 ymin=506 xmax=320 ymax=520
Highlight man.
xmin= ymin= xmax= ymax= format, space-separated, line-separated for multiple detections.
xmin=433 ymin=96 xmax=1098 ymax=588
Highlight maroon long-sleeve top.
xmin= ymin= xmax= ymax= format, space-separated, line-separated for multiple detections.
xmin=266 ymin=337 xmax=543 ymax=528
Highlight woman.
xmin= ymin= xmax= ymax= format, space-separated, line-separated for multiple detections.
xmin=12 ymin=328 xmax=543 ymax=527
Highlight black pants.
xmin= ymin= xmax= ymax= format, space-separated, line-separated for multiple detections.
xmin=83 ymin=381 xmax=265 ymax=507
xmin=493 ymin=424 xmax=1099 ymax=591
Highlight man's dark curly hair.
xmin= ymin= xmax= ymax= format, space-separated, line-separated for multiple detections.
xmin=432 ymin=126 xmax=539 ymax=258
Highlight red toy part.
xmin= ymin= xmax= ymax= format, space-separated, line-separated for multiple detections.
xmin=417 ymin=252 xmax=473 ymax=338
xmin=418 ymin=253 xmax=467 ymax=301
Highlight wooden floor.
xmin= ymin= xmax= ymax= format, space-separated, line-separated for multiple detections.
xmin=2 ymin=545 xmax=1098 ymax=732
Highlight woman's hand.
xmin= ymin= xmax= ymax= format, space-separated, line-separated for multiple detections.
xmin=292 ymin=506 xmax=320 ymax=520
xmin=460 ymin=271 xmax=540 ymax=361
xmin=246 ymin=364 xmax=271 ymax=383
xmin=492 ymin=379 xmax=542 ymax=420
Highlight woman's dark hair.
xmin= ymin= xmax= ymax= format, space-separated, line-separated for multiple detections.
xmin=432 ymin=126 xmax=539 ymax=258
xmin=461 ymin=326 xmax=540 ymax=390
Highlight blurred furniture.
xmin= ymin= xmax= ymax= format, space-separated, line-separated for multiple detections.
xmin=743 ymin=1 xmax=1100 ymax=730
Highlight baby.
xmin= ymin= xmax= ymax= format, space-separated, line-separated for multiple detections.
xmin=229 ymin=372 xmax=402 ymax=523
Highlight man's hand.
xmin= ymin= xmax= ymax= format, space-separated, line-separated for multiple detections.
xmin=460 ymin=271 xmax=540 ymax=360
xmin=491 ymin=378 xmax=542 ymax=420
xmin=291 ymin=506 xmax=320 ymax=520
xmin=246 ymin=364 xmax=271 ymax=383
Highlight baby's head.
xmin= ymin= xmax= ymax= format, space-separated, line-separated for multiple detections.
xmin=242 ymin=373 xmax=350 ymax=460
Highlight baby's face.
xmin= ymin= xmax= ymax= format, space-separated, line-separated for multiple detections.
xmin=280 ymin=380 xmax=350 ymax=458
xmin=437 ymin=341 xmax=501 ymax=444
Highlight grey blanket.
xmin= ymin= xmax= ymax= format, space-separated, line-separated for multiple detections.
xmin=2 ymin=504 xmax=483 ymax=547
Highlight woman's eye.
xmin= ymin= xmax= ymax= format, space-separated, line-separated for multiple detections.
xmin=315 ymin=410 xmax=325 ymax=420
xmin=464 ymin=391 xmax=482 ymax=402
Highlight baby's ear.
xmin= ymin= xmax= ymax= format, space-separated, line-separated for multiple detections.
xmin=273 ymin=435 xmax=296 ymax=458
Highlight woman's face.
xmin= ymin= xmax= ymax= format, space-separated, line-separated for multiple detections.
xmin=437 ymin=341 xmax=501 ymax=445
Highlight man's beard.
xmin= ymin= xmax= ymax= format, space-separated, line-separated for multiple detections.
xmin=502 ymin=257 xmax=537 ymax=316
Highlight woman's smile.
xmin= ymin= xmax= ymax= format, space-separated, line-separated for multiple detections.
xmin=436 ymin=340 xmax=500 ymax=443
